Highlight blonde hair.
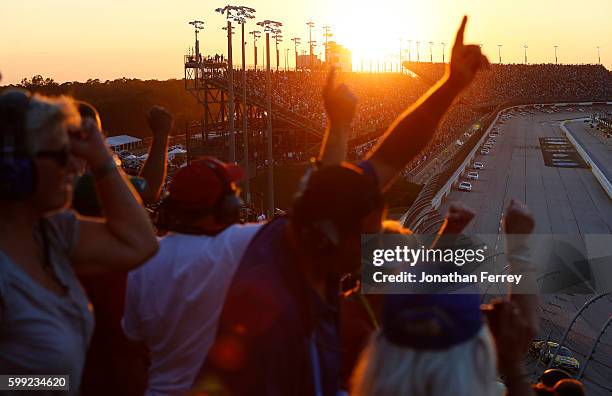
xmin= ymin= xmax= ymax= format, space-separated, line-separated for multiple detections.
xmin=351 ymin=326 xmax=498 ymax=396
xmin=23 ymin=94 xmax=80 ymax=154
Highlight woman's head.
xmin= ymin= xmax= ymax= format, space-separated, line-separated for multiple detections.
xmin=351 ymin=326 xmax=498 ymax=396
xmin=0 ymin=90 xmax=81 ymax=213
xmin=351 ymin=292 xmax=498 ymax=396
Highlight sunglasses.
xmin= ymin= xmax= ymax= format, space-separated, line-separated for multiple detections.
xmin=36 ymin=146 xmax=71 ymax=167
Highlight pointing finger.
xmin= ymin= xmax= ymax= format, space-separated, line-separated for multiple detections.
xmin=454 ymin=15 xmax=468 ymax=48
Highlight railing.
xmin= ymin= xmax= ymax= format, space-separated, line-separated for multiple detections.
xmin=204 ymin=75 xmax=325 ymax=138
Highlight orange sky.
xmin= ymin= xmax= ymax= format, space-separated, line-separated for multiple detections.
xmin=1 ymin=0 xmax=610 ymax=84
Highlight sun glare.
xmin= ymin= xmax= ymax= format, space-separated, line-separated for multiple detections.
xmin=329 ymin=1 xmax=428 ymax=66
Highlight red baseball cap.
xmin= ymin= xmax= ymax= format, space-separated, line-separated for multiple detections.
xmin=167 ymin=157 xmax=244 ymax=208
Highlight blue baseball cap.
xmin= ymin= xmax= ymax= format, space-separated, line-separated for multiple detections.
xmin=382 ymin=292 xmax=483 ymax=350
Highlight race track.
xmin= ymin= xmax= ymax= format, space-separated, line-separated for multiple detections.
xmin=439 ymin=109 xmax=612 ymax=235
xmin=437 ymin=105 xmax=612 ymax=394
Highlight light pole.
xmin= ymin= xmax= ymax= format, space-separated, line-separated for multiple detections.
xmin=323 ymin=25 xmax=333 ymax=65
xmin=597 ymin=46 xmax=601 ymax=64
xmin=441 ymin=42 xmax=446 ymax=63
xmin=407 ymin=39 xmax=412 ymax=61
xmin=256 ymin=19 xmax=282 ymax=216
xmin=428 ymin=41 xmax=433 ymax=62
xmin=215 ymin=5 xmax=239 ymax=163
xmin=497 ymin=44 xmax=502 ymax=64
xmin=307 ymin=20 xmax=315 ymax=70
xmin=188 ymin=20 xmax=204 ymax=62
xmin=233 ymin=7 xmax=255 ymax=203
xmin=285 ymin=48 xmax=289 ymax=71
xmin=291 ymin=37 xmax=301 ymax=71
xmin=272 ymin=30 xmax=283 ymax=71
xmin=523 ymin=43 xmax=528 ymax=64
xmin=416 ymin=41 xmax=420 ymax=62
xmin=554 ymin=45 xmax=558 ymax=64
xmin=398 ymin=38 xmax=402 ymax=72
xmin=249 ymin=30 xmax=261 ymax=69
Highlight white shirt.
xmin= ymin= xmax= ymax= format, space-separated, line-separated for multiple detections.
xmin=122 ymin=222 xmax=263 ymax=396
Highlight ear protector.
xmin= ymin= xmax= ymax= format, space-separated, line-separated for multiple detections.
xmin=0 ymin=90 xmax=36 ymax=200
xmin=203 ymin=158 xmax=244 ymax=226
xmin=156 ymin=159 xmax=244 ymax=234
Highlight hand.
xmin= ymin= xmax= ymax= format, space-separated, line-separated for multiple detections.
xmin=483 ymin=300 xmax=536 ymax=376
xmin=447 ymin=16 xmax=490 ymax=91
xmin=323 ymin=68 xmax=357 ymax=127
xmin=443 ymin=202 xmax=475 ymax=234
xmin=503 ymin=199 xmax=534 ymax=235
xmin=69 ymin=118 xmax=113 ymax=169
xmin=147 ymin=106 xmax=173 ymax=137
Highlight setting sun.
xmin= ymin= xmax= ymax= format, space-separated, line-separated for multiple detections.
xmin=328 ymin=0 xmax=432 ymax=67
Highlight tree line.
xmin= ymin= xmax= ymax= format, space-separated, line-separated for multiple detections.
xmin=5 ymin=76 xmax=205 ymax=138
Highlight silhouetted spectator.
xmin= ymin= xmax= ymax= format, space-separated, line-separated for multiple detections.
xmin=0 ymin=90 xmax=157 ymax=395
xmin=122 ymin=158 xmax=263 ymax=396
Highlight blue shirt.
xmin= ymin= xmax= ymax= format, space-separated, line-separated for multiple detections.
xmin=200 ymin=217 xmax=341 ymax=396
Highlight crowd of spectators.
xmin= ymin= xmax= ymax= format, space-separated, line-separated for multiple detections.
xmin=238 ymin=62 xmax=610 ymax=175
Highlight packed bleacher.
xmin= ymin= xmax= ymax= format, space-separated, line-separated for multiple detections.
xmin=239 ymin=63 xmax=611 ymax=175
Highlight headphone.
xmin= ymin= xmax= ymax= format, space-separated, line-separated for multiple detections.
xmin=156 ymin=158 xmax=244 ymax=234
xmin=203 ymin=158 xmax=244 ymax=226
xmin=0 ymin=90 xmax=36 ymax=199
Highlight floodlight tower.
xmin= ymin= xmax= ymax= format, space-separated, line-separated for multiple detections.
xmin=272 ymin=30 xmax=283 ymax=71
xmin=188 ymin=20 xmax=204 ymax=62
xmin=233 ymin=6 xmax=256 ymax=202
xmin=441 ymin=42 xmax=446 ymax=63
xmin=523 ymin=43 xmax=528 ymax=64
xmin=249 ymin=30 xmax=261 ymax=69
xmin=323 ymin=25 xmax=333 ymax=64
xmin=416 ymin=41 xmax=420 ymax=62
xmin=291 ymin=37 xmax=301 ymax=71
xmin=497 ymin=44 xmax=503 ymax=64
xmin=215 ymin=5 xmax=239 ymax=163
xmin=554 ymin=45 xmax=558 ymax=64
xmin=428 ymin=41 xmax=434 ymax=62
xmin=256 ymin=19 xmax=282 ymax=215
xmin=307 ymin=20 xmax=315 ymax=69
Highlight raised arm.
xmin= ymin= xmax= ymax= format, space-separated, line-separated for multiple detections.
xmin=69 ymin=118 xmax=158 ymax=274
xmin=138 ymin=106 xmax=173 ymax=204
xmin=318 ymin=68 xmax=357 ymax=166
xmin=366 ymin=16 xmax=489 ymax=189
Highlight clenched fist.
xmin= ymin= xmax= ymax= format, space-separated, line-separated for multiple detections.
xmin=322 ymin=68 xmax=357 ymax=127
xmin=147 ymin=106 xmax=174 ymax=137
